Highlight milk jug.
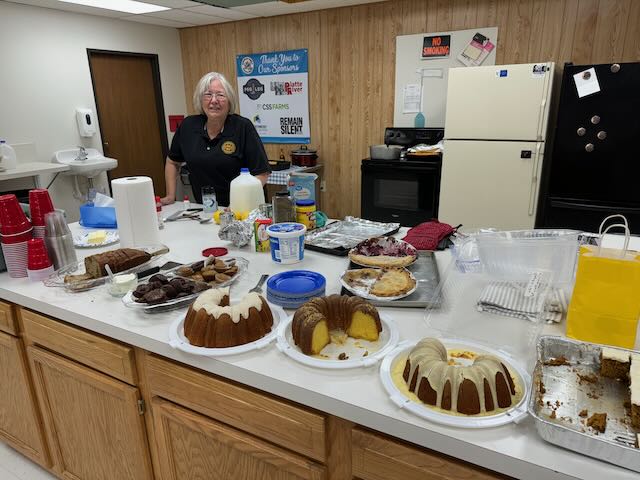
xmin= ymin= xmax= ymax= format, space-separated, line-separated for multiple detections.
xmin=0 ymin=141 xmax=17 ymax=171
xmin=229 ymin=168 xmax=265 ymax=213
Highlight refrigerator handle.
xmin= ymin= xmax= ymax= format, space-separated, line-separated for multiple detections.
xmin=528 ymin=143 xmax=542 ymax=216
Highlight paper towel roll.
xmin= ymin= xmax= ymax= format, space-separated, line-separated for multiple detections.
xmin=111 ymin=176 xmax=160 ymax=248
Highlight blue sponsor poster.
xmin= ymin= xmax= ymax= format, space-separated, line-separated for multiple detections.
xmin=236 ymin=49 xmax=310 ymax=144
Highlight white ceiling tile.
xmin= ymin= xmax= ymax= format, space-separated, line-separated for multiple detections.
xmin=138 ymin=0 xmax=201 ymax=7
xmin=185 ymin=5 xmax=257 ymax=21
xmin=122 ymin=14 xmax=192 ymax=27
xmin=233 ymin=2 xmax=298 ymax=17
xmin=147 ymin=8 xmax=229 ymax=25
xmin=6 ymin=0 xmax=123 ymax=17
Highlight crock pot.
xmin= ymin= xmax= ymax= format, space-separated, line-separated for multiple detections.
xmin=290 ymin=146 xmax=318 ymax=167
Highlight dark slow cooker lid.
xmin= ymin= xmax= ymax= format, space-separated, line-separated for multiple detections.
xmin=291 ymin=146 xmax=317 ymax=155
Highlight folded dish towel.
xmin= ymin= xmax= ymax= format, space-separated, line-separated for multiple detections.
xmin=477 ymin=281 xmax=568 ymax=323
xmin=402 ymin=220 xmax=455 ymax=250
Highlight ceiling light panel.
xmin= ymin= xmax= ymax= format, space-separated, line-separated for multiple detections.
xmin=57 ymin=0 xmax=170 ymax=14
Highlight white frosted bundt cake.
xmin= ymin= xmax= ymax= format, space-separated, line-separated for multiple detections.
xmin=403 ymin=338 xmax=518 ymax=415
xmin=183 ymin=287 xmax=274 ymax=348
xmin=292 ymin=294 xmax=382 ymax=355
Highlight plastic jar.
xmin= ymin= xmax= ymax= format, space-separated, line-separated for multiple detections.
xmin=272 ymin=191 xmax=296 ymax=224
xmin=266 ymin=223 xmax=307 ymax=264
xmin=0 ymin=141 xmax=17 ymax=170
xmin=295 ymin=199 xmax=316 ymax=229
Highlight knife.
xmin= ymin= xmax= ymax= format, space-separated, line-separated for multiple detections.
xmin=165 ymin=210 xmax=186 ymax=222
xmin=137 ymin=261 xmax=183 ymax=280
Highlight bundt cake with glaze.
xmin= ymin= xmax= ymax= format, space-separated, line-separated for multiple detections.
xmin=183 ymin=287 xmax=274 ymax=348
xmin=403 ymin=338 xmax=517 ymax=415
xmin=292 ymin=294 xmax=382 ymax=355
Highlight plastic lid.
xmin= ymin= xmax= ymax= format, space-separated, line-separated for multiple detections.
xmin=202 ymin=247 xmax=228 ymax=257
xmin=267 ymin=270 xmax=326 ymax=295
xmin=295 ymin=199 xmax=315 ymax=206
xmin=240 ymin=167 xmax=250 ymax=173
xmin=155 ymin=195 xmax=160 ymax=201
xmin=267 ymin=222 xmax=306 ymax=234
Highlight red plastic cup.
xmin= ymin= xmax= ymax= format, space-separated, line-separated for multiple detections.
xmin=1 ymin=227 xmax=33 ymax=245
xmin=0 ymin=194 xmax=31 ymax=235
xmin=27 ymin=238 xmax=52 ymax=270
xmin=1 ymin=242 xmax=28 ymax=278
xmin=28 ymin=189 xmax=55 ymax=227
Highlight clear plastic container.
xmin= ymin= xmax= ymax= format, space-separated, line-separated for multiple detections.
xmin=475 ymin=229 xmax=580 ymax=285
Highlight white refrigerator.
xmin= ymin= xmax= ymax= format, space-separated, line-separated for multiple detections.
xmin=439 ymin=62 xmax=555 ymax=230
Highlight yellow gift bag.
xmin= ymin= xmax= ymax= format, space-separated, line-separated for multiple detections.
xmin=566 ymin=216 xmax=640 ymax=348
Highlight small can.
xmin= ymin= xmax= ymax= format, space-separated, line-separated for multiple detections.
xmin=219 ymin=211 xmax=235 ymax=228
xmin=254 ymin=218 xmax=272 ymax=252
xmin=258 ymin=203 xmax=273 ymax=219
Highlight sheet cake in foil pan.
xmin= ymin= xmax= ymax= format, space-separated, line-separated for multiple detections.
xmin=528 ymin=336 xmax=639 ymax=472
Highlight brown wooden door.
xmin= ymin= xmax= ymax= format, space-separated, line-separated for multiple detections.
xmin=152 ymin=397 xmax=326 ymax=480
xmin=89 ymin=51 xmax=167 ymax=196
xmin=28 ymin=346 xmax=154 ymax=480
xmin=0 ymin=332 xmax=50 ymax=468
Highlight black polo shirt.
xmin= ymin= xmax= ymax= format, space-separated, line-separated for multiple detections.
xmin=168 ymin=114 xmax=271 ymax=206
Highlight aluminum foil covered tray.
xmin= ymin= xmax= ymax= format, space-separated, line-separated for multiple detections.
xmin=528 ymin=336 xmax=640 ymax=472
xmin=304 ymin=217 xmax=400 ymax=256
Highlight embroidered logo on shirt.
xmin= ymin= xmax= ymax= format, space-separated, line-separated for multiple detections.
xmin=222 ymin=141 xmax=236 ymax=155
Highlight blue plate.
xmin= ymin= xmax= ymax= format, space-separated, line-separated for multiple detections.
xmin=267 ymin=270 xmax=326 ymax=297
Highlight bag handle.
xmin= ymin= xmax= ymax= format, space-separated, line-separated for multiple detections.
xmin=597 ymin=221 xmax=630 ymax=258
xmin=598 ymin=214 xmax=629 ymax=235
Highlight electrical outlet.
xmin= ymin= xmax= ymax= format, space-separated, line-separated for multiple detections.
xmin=320 ymin=180 xmax=326 ymax=192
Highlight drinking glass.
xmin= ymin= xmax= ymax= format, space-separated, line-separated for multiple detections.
xmin=201 ymin=186 xmax=217 ymax=217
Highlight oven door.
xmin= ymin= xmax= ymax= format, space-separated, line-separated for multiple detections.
xmin=360 ymin=159 xmax=441 ymax=227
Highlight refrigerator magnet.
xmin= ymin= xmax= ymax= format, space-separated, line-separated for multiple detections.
xmin=573 ymin=67 xmax=601 ymax=98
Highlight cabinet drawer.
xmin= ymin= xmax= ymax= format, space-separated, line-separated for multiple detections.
xmin=19 ymin=308 xmax=137 ymax=385
xmin=153 ymin=398 xmax=326 ymax=480
xmin=0 ymin=300 xmax=18 ymax=335
xmin=352 ymin=428 xmax=506 ymax=480
xmin=145 ymin=354 xmax=326 ymax=462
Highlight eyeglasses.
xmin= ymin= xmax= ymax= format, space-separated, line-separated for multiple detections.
xmin=203 ymin=92 xmax=227 ymax=101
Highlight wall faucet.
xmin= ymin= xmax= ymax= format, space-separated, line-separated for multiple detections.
xmin=76 ymin=146 xmax=88 ymax=161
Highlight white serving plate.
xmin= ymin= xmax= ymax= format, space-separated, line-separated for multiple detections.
xmin=379 ymin=338 xmax=530 ymax=428
xmin=168 ymin=304 xmax=285 ymax=357
xmin=73 ymin=230 xmax=119 ymax=248
xmin=276 ymin=313 xmax=399 ymax=369
xmin=340 ymin=268 xmax=417 ymax=301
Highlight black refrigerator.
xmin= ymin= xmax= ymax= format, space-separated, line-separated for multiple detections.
xmin=537 ymin=62 xmax=640 ymax=234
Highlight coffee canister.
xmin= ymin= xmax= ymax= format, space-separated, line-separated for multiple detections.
xmin=295 ymin=199 xmax=316 ymax=230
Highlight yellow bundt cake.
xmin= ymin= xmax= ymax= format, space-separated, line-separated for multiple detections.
xmin=291 ymin=294 xmax=382 ymax=355
xmin=403 ymin=338 xmax=517 ymax=415
xmin=183 ymin=287 xmax=274 ymax=348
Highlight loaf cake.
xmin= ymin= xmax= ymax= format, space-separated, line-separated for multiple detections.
xmin=84 ymin=248 xmax=151 ymax=278
xmin=403 ymin=338 xmax=518 ymax=415
xmin=291 ymin=294 xmax=382 ymax=355
xmin=600 ymin=347 xmax=630 ymax=380
xmin=183 ymin=287 xmax=274 ymax=348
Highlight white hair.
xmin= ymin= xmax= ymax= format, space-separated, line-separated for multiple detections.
xmin=192 ymin=72 xmax=238 ymax=115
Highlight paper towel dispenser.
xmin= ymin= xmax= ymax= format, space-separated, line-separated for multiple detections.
xmin=76 ymin=108 xmax=96 ymax=137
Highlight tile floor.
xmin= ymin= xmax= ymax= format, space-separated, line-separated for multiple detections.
xmin=0 ymin=443 xmax=55 ymax=480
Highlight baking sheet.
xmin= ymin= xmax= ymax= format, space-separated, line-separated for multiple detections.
xmin=304 ymin=217 xmax=400 ymax=256
xmin=528 ymin=336 xmax=640 ymax=472
xmin=341 ymin=251 xmax=441 ymax=308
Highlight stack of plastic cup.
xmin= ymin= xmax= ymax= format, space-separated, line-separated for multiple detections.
xmin=26 ymin=238 xmax=54 ymax=281
xmin=29 ymin=189 xmax=55 ymax=239
xmin=0 ymin=194 xmax=33 ymax=278
xmin=44 ymin=210 xmax=77 ymax=270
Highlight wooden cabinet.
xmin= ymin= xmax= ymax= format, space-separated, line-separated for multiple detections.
xmin=152 ymin=397 xmax=326 ymax=480
xmin=352 ymin=428 xmax=507 ymax=480
xmin=0 ymin=300 xmax=18 ymax=335
xmin=0 ymin=331 xmax=49 ymax=467
xmin=27 ymin=346 xmax=153 ymax=480
xmin=144 ymin=353 xmax=327 ymax=462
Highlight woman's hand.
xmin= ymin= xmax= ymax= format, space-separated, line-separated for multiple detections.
xmin=160 ymin=196 xmax=175 ymax=206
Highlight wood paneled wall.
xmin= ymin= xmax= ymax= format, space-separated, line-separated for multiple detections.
xmin=179 ymin=0 xmax=640 ymax=218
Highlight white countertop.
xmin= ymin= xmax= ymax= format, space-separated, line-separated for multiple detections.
xmin=0 ymin=206 xmax=636 ymax=480
xmin=0 ymin=162 xmax=69 ymax=181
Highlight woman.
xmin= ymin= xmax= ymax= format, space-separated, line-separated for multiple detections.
xmin=161 ymin=72 xmax=271 ymax=206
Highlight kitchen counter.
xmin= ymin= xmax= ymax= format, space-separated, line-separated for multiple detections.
xmin=0 ymin=205 xmax=636 ymax=480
